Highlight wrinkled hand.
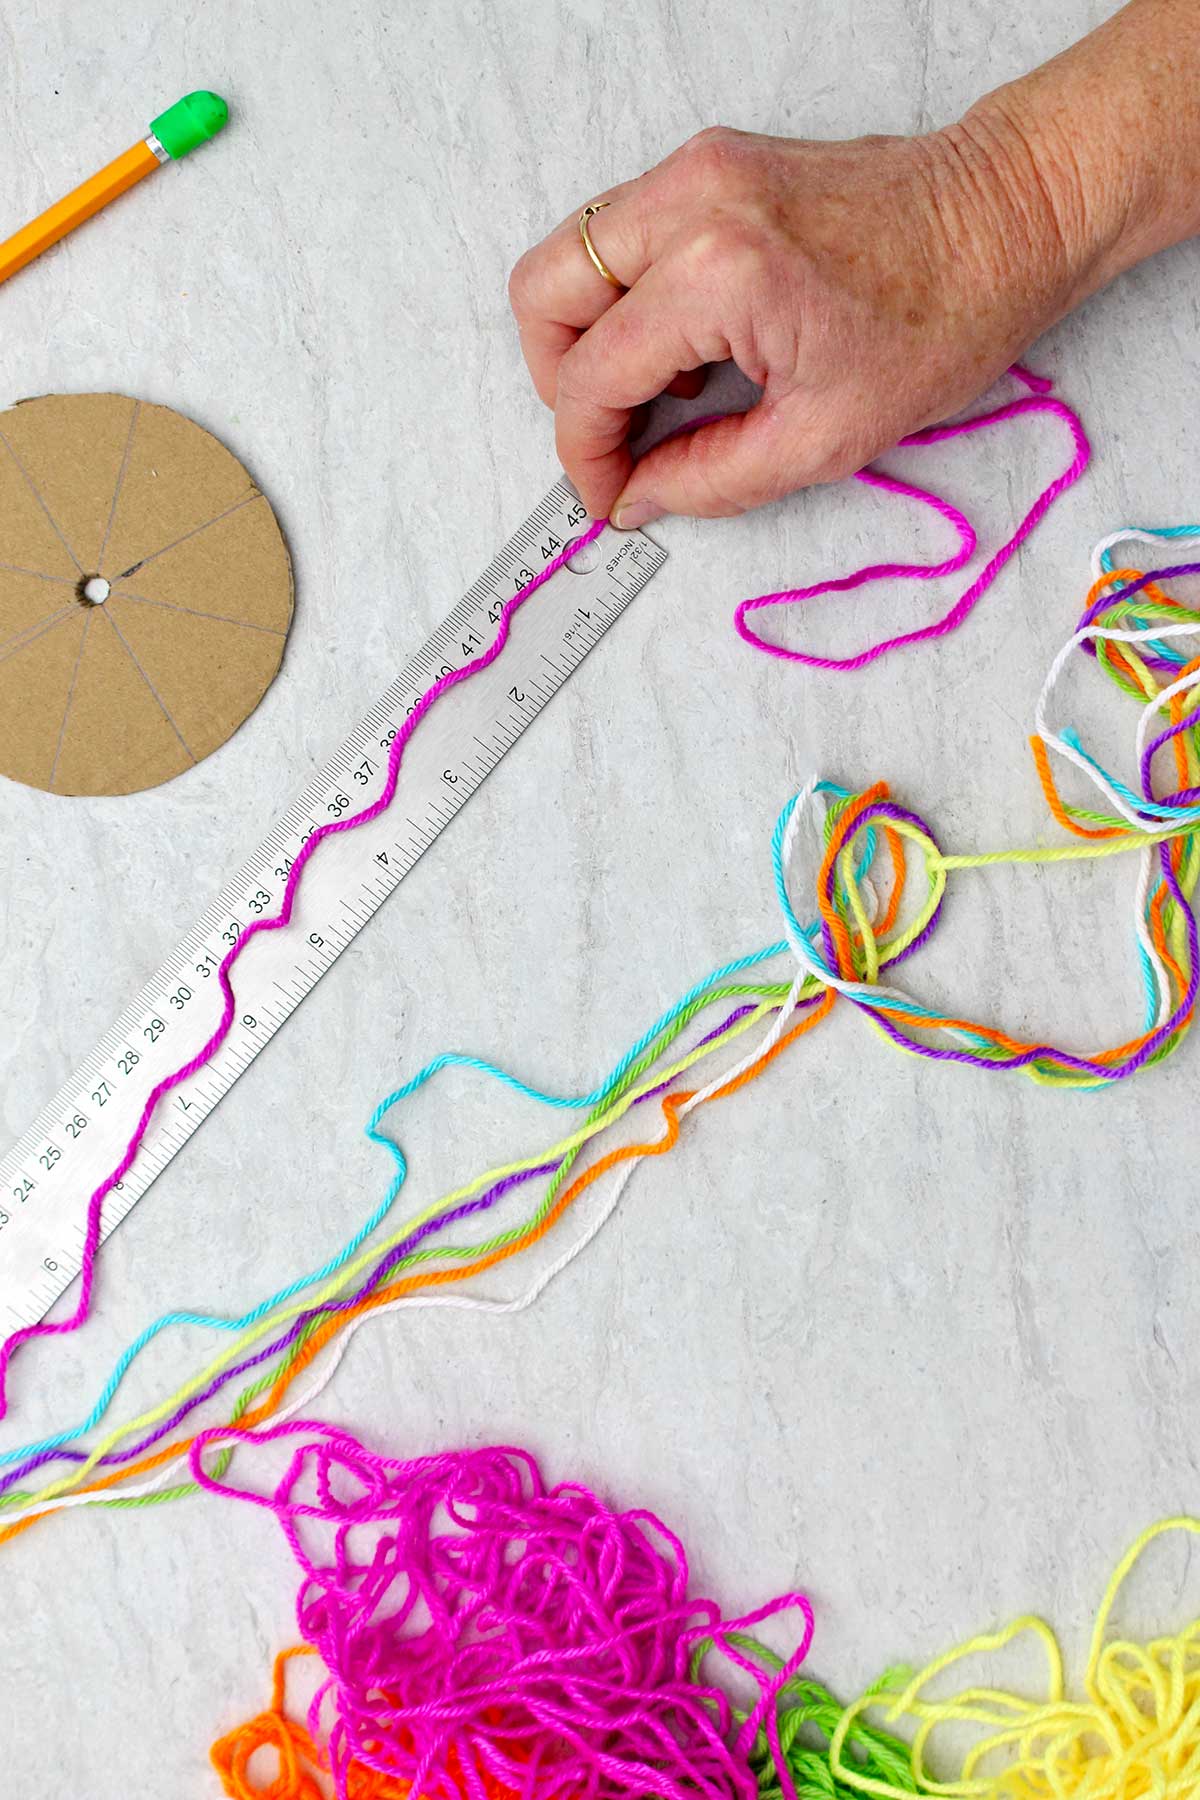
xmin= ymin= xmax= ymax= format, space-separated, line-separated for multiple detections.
xmin=507 ymin=117 xmax=1097 ymax=528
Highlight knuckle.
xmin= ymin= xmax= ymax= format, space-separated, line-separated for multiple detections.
xmin=690 ymin=411 xmax=811 ymax=516
xmin=717 ymin=465 xmax=772 ymax=514
xmin=596 ymin=304 xmax=644 ymax=366
xmin=677 ymin=225 xmax=727 ymax=282
xmin=670 ymin=125 xmax=745 ymax=186
xmin=694 ymin=475 xmax=752 ymax=518
xmin=685 ymin=123 xmax=738 ymax=160
xmin=793 ymin=400 xmax=875 ymax=486
xmin=677 ymin=215 xmax=773 ymax=294
xmin=786 ymin=426 xmax=856 ymax=490
xmin=811 ymin=441 xmax=866 ymax=485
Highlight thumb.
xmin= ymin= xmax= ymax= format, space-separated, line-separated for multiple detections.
xmin=610 ymin=405 xmax=811 ymax=526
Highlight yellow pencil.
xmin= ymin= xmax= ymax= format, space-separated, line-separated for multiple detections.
xmin=0 ymin=91 xmax=229 ymax=288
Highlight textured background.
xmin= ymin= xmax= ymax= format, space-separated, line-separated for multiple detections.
xmin=1 ymin=0 xmax=1198 ymax=1791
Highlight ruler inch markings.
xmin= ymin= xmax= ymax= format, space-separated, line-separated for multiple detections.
xmin=0 ymin=490 xmax=665 ymax=1327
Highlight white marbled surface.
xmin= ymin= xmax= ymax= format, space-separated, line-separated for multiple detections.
xmin=2 ymin=0 xmax=1200 ymax=1791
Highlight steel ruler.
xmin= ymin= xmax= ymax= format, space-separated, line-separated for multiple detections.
xmin=0 ymin=481 xmax=666 ymax=1330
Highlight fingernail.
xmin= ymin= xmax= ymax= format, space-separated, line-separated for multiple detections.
xmin=613 ymin=498 xmax=664 ymax=531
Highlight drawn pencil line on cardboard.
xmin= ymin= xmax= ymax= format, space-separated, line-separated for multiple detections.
xmin=48 ymin=613 xmax=94 ymax=792
xmin=0 ymin=424 xmax=84 ymax=573
xmin=115 ymin=591 xmax=290 ymax=636
xmin=95 ymin=400 xmax=141 ymax=575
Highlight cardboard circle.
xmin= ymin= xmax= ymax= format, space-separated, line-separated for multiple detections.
xmin=0 ymin=393 xmax=293 ymax=797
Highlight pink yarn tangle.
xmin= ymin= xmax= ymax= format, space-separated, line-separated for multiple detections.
xmin=734 ymin=364 xmax=1091 ymax=670
xmin=0 ymin=518 xmax=607 ymax=1420
xmin=191 ymin=1421 xmax=815 ymax=1800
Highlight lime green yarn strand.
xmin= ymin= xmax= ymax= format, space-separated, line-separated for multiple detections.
xmin=354 ymin=981 xmax=786 ymax=1287
xmin=1097 ymin=643 xmax=1159 ymax=704
xmin=387 ymin=981 xmax=787 ymax=1276
xmin=686 ymin=1631 xmax=919 ymax=1800
xmin=935 ymin=826 xmax=1200 ymax=871
xmin=834 ymin=815 xmax=947 ymax=976
xmin=94 ymin=1317 xmax=329 ymax=1512
xmin=6 ymin=978 xmax=791 ymax=1511
xmin=1047 ymin=801 xmax=1134 ymax=832
xmin=875 ymin=821 xmax=945 ymax=967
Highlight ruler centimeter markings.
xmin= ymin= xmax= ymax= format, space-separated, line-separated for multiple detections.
xmin=0 ymin=482 xmax=666 ymax=1331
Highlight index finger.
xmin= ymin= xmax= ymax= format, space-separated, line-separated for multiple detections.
xmin=553 ymin=265 xmax=708 ymax=518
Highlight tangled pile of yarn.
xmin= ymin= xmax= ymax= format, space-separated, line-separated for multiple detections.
xmin=199 ymin=1428 xmax=1200 ymax=1800
xmin=830 ymin=1517 xmax=1200 ymax=1800
xmin=193 ymin=1423 xmax=818 ymax=1800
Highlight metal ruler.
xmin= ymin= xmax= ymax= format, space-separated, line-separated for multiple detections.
xmin=0 ymin=482 xmax=666 ymax=1330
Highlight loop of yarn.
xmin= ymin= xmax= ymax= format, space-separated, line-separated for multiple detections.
xmin=212 ymin=1649 xmax=327 ymax=1800
xmin=734 ymin=365 xmax=1090 ymax=670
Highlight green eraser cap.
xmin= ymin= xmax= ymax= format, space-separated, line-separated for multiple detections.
xmin=150 ymin=90 xmax=229 ymax=159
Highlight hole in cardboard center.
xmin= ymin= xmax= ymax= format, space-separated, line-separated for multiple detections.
xmin=78 ymin=575 xmax=111 ymax=607
xmin=564 ymin=535 xmax=602 ymax=576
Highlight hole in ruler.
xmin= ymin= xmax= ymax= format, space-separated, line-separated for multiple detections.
xmin=564 ymin=535 xmax=602 ymax=576
xmin=77 ymin=574 xmax=111 ymax=607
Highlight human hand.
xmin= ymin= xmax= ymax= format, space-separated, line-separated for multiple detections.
xmin=507 ymin=31 xmax=1173 ymax=532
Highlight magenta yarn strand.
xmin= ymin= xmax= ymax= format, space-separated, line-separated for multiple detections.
xmin=0 ymin=370 xmax=1085 ymax=1417
xmin=0 ymin=518 xmax=607 ymax=1418
xmin=734 ymin=368 xmax=1091 ymax=669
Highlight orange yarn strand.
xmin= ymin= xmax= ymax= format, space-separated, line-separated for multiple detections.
xmin=0 ymin=991 xmax=836 ymax=1548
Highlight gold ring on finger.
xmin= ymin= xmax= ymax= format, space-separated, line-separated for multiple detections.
xmin=578 ymin=202 xmax=624 ymax=289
